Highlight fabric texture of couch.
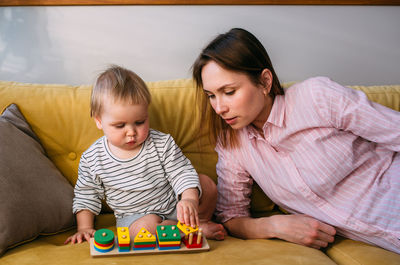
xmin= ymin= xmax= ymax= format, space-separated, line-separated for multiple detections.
xmin=0 ymin=79 xmax=399 ymax=265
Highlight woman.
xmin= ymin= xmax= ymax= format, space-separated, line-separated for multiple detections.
xmin=192 ymin=28 xmax=400 ymax=253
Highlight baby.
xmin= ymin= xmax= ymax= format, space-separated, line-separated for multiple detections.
xmin=65 ymin=65 xmax=225 ymax=244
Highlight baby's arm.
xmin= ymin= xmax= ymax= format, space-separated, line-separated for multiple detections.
xmin=177 ymin=188 xmax=200 ymax=228
xmin=64 ymin=209 xmax=96 ymax=244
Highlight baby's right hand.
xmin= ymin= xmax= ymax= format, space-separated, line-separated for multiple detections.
xmin=64 ymin=228 xmax=96 ymax=244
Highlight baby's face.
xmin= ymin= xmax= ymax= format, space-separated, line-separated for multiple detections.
xmin=95 ymin=97 xmax=149 ymax=159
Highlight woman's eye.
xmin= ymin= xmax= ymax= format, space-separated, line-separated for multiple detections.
xmin=207 ymin=94 xmax=215 ymax=99
xmin=226 ymin=90 xmax=235 ymax=95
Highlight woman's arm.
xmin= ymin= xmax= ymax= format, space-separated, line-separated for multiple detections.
xmin=215 ymin=132 xmax=335 ymax=249
xmin=224 ymin=214 xmax=336 ymax=249
xmin=312 ymin=77 xmax=400 ymax=151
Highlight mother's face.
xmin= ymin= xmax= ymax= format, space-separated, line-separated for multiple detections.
xmin=201 ymin=61 xmax=273 ymax=131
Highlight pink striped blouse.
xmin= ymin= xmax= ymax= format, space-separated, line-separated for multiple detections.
xmin=215 ymin=77 xmax=400 ymax=254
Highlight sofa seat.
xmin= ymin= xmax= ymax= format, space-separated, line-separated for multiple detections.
xmin=2 ymin=213 xmax=400 ymax=265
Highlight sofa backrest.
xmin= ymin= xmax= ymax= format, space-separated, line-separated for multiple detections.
xmin=0 ymin=79 xmax=218 ymax=185
xmin=1 ymin=79 xmax=399 ymax=215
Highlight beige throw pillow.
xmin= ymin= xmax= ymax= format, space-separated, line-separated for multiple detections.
xmin=0 ymin=104 xmax=75 ymax=256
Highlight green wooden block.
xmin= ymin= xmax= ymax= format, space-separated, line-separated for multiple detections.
xmin=94 ymin=229 xmax=114 ymax=245
xmin=118 ymin=246 xmax=130 ymax=250
xmin=134 ymin=241 xmax=156 ymax=246
xmin=156 ymin=225 xmax=181 ymax=242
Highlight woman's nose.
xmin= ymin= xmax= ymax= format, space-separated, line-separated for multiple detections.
xmin=214 ymin=99 xmax=228 ymax=115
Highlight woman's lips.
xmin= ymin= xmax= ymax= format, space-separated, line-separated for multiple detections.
xmin=224 ymin=117 xmax=237 ymax=125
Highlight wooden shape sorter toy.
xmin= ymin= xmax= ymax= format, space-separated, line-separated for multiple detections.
xmin=93 ymin=229 xmax=115 ymax=253
xmin=156 ymin=225 xmax=181 ymax=250
xmin=177 ymin=221 xmax=198 ymax=235
xmin=177 ymin=221 xmax=203 ymax=249
xmin=117 ymin=227 xmax=130 ymax=252
xmin=89 ymin=225 xmax=210 ymax=257
xmin=182 ymin=229 xmax=203 ymax=249
xmin=133 ymin=228 xmax=156 ymax=250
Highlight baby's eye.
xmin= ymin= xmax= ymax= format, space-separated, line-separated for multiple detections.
xmin=136 ymin=121 xmax=145 ymax=125
xmin=115 ymin=124 xmax=125 ymax=128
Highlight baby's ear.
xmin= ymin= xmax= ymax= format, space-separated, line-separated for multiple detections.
xmin=94 ymin=116 xmax=102 ymax=130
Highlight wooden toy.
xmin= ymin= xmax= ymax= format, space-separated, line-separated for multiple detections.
xmin=93 ymin=229 xmax=115 ymax=253
xmin=177 ymin=221 xmax=198 ymax=235
xmin=177 ymin=221 xmax=203 ymax=248
xmin=156 ymin=225 xmax=181 ymax=250
xmin=90 ymin=225 xmax=209 ymax=257
xmin=117 ymin=227 xmax=130 ymax=252
xmin=133 ymin=228 xmax=156 ymax=250
xmin=182 ymin=228 xmax=203 ymax=249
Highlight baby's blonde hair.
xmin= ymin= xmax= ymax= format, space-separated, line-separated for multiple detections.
xmin=90 ymin=65 xmax=151 ymax=117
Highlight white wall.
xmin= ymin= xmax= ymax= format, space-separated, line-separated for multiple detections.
xmin=0 ymin=5 xmax=399 ymax=86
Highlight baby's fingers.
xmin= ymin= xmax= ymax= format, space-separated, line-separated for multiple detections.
xmin=76 ymin=233 xmax=84 ymax=244
xmin=186 ymin=207 xmax=198 ymax=228
xmin=182 ymin=206 xmax=193 ymax=226
xmin=84 ymin=232 xmax=93 ymax=243
xmin=181 ymin=206 xmax=190 ymax=226
xmin=177 ymin=204 xmax=185 ymax=224
xmin=177 ymin=200 xmax=199 ymax=227
xmin=191 ymin=209 xmax=199 ymax=228
xmin=64 ymin=236 xmax=73 ymax=245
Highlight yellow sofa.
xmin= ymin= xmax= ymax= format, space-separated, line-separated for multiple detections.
xmin=0 ymin=79 xmax=399 ymax=265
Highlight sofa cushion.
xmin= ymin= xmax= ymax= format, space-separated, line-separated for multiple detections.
xmin=326 ymin=236 xmax=400 ymax=265
xmin=0 ymin=104 xmax=75 ymax=256
xmin=1 ymin=213 xmax=338 ymax=265
xmin=1 ymin=81 xmax=399 ymax=220
xmin=0 ymin=80 xmax=277 ymax=215
xmin=350 ymin=85 xmax=400 ymax=111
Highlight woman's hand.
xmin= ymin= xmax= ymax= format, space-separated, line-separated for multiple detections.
xmin=64 ymin=228 xmax=96 ymax=244
xmin=269 ymin=214 xmax=336 ymax=249
xmin=177 ymin=188 xmax=200 ymax=228
xmin=225 ymin=214 xmax=336 ymax=249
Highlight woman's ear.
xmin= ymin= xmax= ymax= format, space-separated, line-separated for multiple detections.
xmin=260 ymin=69 xmax=273 ymax=96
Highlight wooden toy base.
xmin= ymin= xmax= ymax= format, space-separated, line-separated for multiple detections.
xmin=89 ymin=236 xmax=210 ymax=257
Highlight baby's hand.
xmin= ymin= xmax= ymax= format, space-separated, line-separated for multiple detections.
xmin=64 ymin=228 xmax=96 ymax=244
xmin=177 ymin=198 xmax=199 ymax=228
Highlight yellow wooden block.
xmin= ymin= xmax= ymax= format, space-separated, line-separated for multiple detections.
xmin=177 ymin=221 xmax=198 ymax=235
xmin=158 ymin=240 xmax=181 ymax=245
xmin=117 ymin=227 xmax=130 ymax=245
xmin=134 ymin=228 xmax=156 ymax=243
xmin=94 ymin=241 xmax=114 ymax=250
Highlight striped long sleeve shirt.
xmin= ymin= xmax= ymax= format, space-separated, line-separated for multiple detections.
xmin=215 ymin=77 xmax=400 ymax=254
xmin=73 ymin=129 xmax=201 ymax=219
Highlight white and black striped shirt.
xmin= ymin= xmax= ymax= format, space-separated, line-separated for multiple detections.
xmin=72 ymin=129 xmax=201 ymax=219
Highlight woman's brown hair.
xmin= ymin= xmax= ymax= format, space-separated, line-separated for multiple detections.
xmin=192 ymin=28 xmax=284 ymax=149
